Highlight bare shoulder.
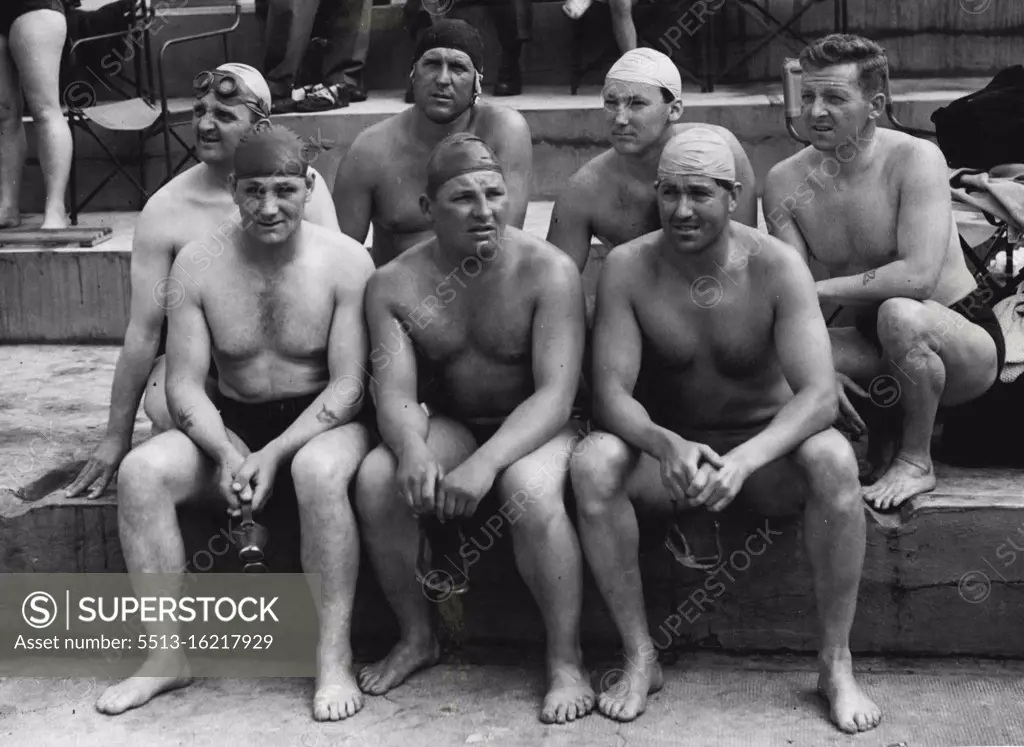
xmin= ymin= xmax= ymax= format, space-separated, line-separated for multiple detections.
xmin=511 ymin=228 xmax=580 ymax=284
xmin=307 ymin=223 xmax=374 ymax=284
xmin=475 ymin=101 xmax=531 ymax=145
xmin=884 ymin=128 xmax=947 ymax=177
xmin=558 ymin=151 xmax=615 ymax=209
xmin=602 ymin=231 xmax=655 ymax=283
xmin=341 ymin=114 xmax=405 ymax=174
xmin=737 ymin=224 xmax=813 ymax=281
xmin=765 ymin=145 xmax=814 ymax=189
xmin=366 ymin=237 xmax=430 ymax=299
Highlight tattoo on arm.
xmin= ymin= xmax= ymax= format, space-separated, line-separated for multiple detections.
xmin=316 ymin=404 xmax=342 ymax=425
xmin=862 ymin=269 xmax=877 ymax=286
xmin=175 ymin=406 xmax=196 ymax=433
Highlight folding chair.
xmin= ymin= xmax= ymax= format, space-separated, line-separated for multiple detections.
xmin=64 ymin=0 xmax=242 ymax=224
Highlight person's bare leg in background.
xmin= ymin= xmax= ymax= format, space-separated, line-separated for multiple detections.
xmin=0 ymin=32 xmax=25 ymax=227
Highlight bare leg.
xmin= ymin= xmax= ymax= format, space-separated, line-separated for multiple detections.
xmin=499 ymin=424 xmax=593 ymax=724
xmin=0 ymin=33 xmax=24 ymax=227
xmin=10 ymin=10 xmax=71 ymax=229
xmin=608 ymin=0 xmax=638 ymax=53
xmin=291 ymin=424 xmax=373 ymax=721
xmin=353 ymin=416 xmax=474 ymax=695
xmin=95 ymin=430 xmax=244 ymax=715
xmin=791 ymin=429 xmax=881 ymax=733
xmin=570 ymin=432 xmax=663 ymax=722
xmin=865 ymin=299 xmax=998 ymax=510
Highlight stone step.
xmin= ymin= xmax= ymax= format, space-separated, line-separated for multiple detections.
xmin=3 ymin=345 xmax=1024 ymax=656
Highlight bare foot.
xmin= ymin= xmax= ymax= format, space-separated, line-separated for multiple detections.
xmin=863 ymin=454 xmax=936 ymax=511
xmin=539 ymin=661 xmax=594 ymax=724
xmin=313 ymin=665 xmax=364 ymax=721
xmin=861 ymin=431 xmax=899 ymax=485
xmin=94 ymin=656 xmax=192 ymax=715
xmin=596 ymin=655 xmax=663 ymax=722
xmin=0 ymin=208 xmax=20 ymax=229
xmin=817 ymin=651 xmax=881 ymax=733
xmin=41 ymin=211 xmax=69 ymax=230
xmin=357 ymin=636 xmax=439 ymax=695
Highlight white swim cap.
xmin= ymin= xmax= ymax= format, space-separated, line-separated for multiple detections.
xmin=215 ymin=63 xmax=272 ymax=116
xmin=605 ymin=48 xmax=682 ymax=103
xmin=658 ymin=128 xmax=736 ymax=184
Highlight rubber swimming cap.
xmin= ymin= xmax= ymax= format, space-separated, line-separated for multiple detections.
xmin=658 ymin=127 xmax=736 ymax=184
xmin=233 ymin=124 xmax=309 ymax=180
xmin=215 ymin=63 xmax=272 ymax=116
xmin=413 ymin=19 xmax=485 ymax=72
xmin=606 ymin=48 xmax=682 ymax=103
xmin=425 ymin=133 xmax=503 ymax=197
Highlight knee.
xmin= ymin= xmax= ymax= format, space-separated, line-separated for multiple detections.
xmin=117 ymin=444 xmax=173 ymax=507
xmin=498 ymin=462 xmax=569 ymax=537
xmin=353 ymin=445 xmax=398 ymax=520
xmin=795 ymin=430 xmax=861 ymax=511
xmin=291 ymin=436 xmax=363 ymax=495
xmin=876 ymin=298 xmax=933 ymax=350
xmin=569 ymin=432 xmax=631 ymax=518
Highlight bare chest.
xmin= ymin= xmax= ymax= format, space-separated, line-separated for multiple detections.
xmin=203 ymin=265 xmax=335 ymax=361
xmin=636 ymin=282 xmax=776 ymax=380
xmin=794 ymin=177 xmax=899 ymax=271
xmin=372 ymin=152 xmax=434 ymax=235
xmin=590 ymin=180 xmax=660 ymax=248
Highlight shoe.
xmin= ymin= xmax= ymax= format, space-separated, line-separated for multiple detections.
xmin=344 ymin=83 xmax=367 ymax=103
xmin=271 ymin=96 xmax=297 ymax=114
xmin=295 ymin=83 xmax=350 ymax=112
xmin=563 ymin=0 xmax=594 ymax=19
xmin=493 ymin=79 xmax=523 ymax=96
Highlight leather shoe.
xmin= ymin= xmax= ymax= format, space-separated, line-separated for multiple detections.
xmin=493 ymin=78 xmax=523 ymax=96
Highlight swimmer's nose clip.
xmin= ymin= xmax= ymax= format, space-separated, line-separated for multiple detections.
xmin=665 ymin=499 xmax=723 ymax=572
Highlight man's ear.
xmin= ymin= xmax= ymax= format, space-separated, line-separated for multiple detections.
xmin=667 ymin=99 xmax=684 ymax=123
xmin=420 ymin=193 xmax=433 ymax=223
xmin=868 ymin=89 xmax=887 ymax=121
xmin=728 ymin=182 xmax=742 ymax=214
xmin=304 ymin=172 xmax=315 ymax=203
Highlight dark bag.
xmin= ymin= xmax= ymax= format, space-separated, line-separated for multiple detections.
xmin=938 ymin=376 xmax=1024 ymax=468
xmin=931 ymin=65 xmax=1024 ymax=170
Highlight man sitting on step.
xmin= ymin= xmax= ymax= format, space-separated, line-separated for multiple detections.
xmin=94 ymin=125 xmax=375 ymax=721
xmin=763 ymin=34 xmax=1006 ymax=511
xmin=65 ymin=63 xmax=340 ymax=500
xmin=546 ymin=48 xmax=757 ymax=322
xmin=332 ymin=19 xmax=532 ymax=267
xmin=354 ymin=133 xmax=594 ymax=724
xmin=569 ymin=129 xmax=881 ymax=733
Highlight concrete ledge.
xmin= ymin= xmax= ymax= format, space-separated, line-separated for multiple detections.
xmin=4 ymin=485 xmax=1024 ymax=655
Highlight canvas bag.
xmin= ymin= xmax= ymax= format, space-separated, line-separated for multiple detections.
xmin=932 ymin=66 xmax=1024 ymax=170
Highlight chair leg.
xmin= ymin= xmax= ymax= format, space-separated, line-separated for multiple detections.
xmin=570 ymin=19 xmax=583 ymax=95
xmin=67 ymin=117 xmax=79 ymax=226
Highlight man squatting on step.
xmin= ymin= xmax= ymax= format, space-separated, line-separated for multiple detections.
xmin=94 ymin=125 xmax=376 ymax=722
xmin=764 ymin=34 xmax=1006 ymax=512
xmin=569 ymin=129 xmax=882 ymax=733
xmin=65 ymin=64 xmax=340 ymax=500
xmin=354 ymin=134 xmax=596 ymax=724
xmin=332 ymin=19 xmax=532 ymax=266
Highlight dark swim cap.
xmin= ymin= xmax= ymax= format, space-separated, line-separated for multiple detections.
xmin=232 ymin=124 xmax=309 ymax=180
xmin=413 ymin=19 xmax=486 ymax=73
xmin=425 ymin=133 xmax=504 ymax=197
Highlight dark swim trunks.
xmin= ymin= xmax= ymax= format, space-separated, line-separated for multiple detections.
xmin=1 ymin=0 xmax=64 ymax=34
xmin=853 ymin=287 xmax=1006 ymax=374
xmin=214 ymin=390 xmax=319 ymax=518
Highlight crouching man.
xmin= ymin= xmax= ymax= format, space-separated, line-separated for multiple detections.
xmin=95 ymin=125 xmax=376 ymax=721
xmin=355 ymin=133 xmax=594 ymax=724
xmin=569 ymin=129 xmax=882 ymax=733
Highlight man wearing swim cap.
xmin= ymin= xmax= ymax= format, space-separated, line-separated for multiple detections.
xmin=547 ymin=48 xmax=757 ymax=319
xmin=95 ymin=125 xmax=375 ymax=721
xmin=355 ymin=133 xmax=594 ymax=724
xmin=764 ymin=35 xmax=1004 ymax=512
xmin=570 ymin=129 xmax=881 ymax=733
xmin=333 ymin=19 xmax=532 ymax=267
xmin=66 ymin=63 xmax=341 ymax=501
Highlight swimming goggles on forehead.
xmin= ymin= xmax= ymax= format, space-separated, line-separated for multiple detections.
xmin=193 ymin=70 xmax=271 ymax=121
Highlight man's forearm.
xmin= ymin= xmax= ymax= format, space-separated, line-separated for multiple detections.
xmin=816 ymin=260 xmax=931 ymax=306
xmin=472 ymin=388 xmax=572 ymax=472
xmin=265 ymin=382 xmax=364 ymax=460
xmin=378 ymin=395 xmax=430 ymax=458
xmin=104 ymin=327 xmax=163 ymax=443
xmin=727 ymin=387 xmax=836 ymax=474
xmin=167 ymin=382 xmax=235 ymax=463
xmin=597 ymin=389 xmax=677 ymax=460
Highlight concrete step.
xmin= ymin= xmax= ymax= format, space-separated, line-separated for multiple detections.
xmin=3 ymin=345 xmax=1024 ymax=657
